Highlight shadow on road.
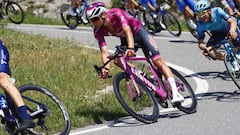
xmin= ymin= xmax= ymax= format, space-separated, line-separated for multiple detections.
xmin=169 ymin=39 xmax=198 ymax=44
xmin=196 ymin=90 xmax=240 ymax=102
xmin=186 ymin=70 xmax=233 ymax=81
xmin=108 ymin=109 xmax=189 ymax=128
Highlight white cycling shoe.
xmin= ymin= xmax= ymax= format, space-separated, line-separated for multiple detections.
xmin=81 ymin=17 xmax=88 ymax=24
xmin=159 ymin=21 xmax=166 ymax=30
xmin=171 ymin=93 xmax=184 ymax=103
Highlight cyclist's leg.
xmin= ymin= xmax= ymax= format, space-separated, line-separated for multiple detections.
xmin=0 ymin=40 xmax=35 ymax=131
xmin=135 ymin=27 xmax=184 ymax=102
xmin=184 ymin=0 xmax=195 ymax=19
xmin=177 ymin=0 xmax=196 ymax=28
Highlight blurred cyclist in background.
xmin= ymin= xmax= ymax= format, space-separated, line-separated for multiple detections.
xmin=175 ymin=0 xmax=196 ymax=29
xmin=68 ymin=0 xmax=88 ymax=23
xmin=139 ymin=0 xmax=166 ymax=32
xmin=121 ymin=0 xmax=145 ymax=16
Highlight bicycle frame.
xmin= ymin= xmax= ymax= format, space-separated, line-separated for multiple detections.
xmin=119 ymin=53 xmax=168 ymax=100
xmin=222 ymin=40 xmax=238 ymax=59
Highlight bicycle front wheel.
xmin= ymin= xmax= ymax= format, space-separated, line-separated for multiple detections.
xmin=224 ymin=54 xmax=240 ymax=89
xmin=162 ymin=11 xmax=181 ymax=37
xmin=6 ymin=2 xmax=24 ymax=24
xmin=18 ymin=84 xmax=71 ymax=135
xmin=113 ymin=72 xmax=159 ymax=124
xmin=60 ymin=4 xmax=78 ymax=29
xmin=167 ymin=67 xmax=197 ymax=114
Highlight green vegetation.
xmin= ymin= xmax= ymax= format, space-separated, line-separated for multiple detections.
xmin=0 ymin=27 xmax=128 ymax=133
xmin=23 ymin=14 xmax=64 ymax=25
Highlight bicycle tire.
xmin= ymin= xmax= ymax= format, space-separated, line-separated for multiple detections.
xmin=60 ymin=4 xmax=79 ymax=29
xmin=6 ymin=1 xmax=24 ymax=24
xmin=113 ymin=72 xmax=159 ymax=124
xmin=162 ymin=11 xmax=181 ymax=37
xmin=18 ymin=84 xmax=71 ymax=135
xmin=167 ymin=67 xmax=197 ymax=114
xmin=224 ymin=54 xmax=240 ymax=89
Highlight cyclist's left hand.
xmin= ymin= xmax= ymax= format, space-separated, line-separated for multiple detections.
xmin=126 ymin=49 xmax=136 ymax=57
xmin=228 ymin=31 xmax=237 ymax=40
xmin=100 ymin=68 xmax=110 ymax=79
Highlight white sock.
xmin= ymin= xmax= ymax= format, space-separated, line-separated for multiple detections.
xmin=167 ymin=77 xmax=178 ymax=96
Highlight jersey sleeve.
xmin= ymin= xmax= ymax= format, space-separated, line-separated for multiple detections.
xmin=94 ymin=30 xmax=106 ymax=47
xmin=116 ymin=9 xmax=130 ymax=28
xmin=196 ymin=22 xmax=205 ymax=40
xmin=216 ymin=7 xmax=231 ymax=21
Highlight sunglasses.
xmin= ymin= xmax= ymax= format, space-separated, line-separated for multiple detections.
xmin=196 ymin=10 xmax=208 ymax=18
xmin=90 ymin=17 xmax=100 ymax=22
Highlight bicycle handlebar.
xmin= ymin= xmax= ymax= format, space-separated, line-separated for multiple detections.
xmin=93 ymin=45 xmax=140 ymax=78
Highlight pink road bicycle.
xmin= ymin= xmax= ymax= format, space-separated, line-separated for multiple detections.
xmin=94 ymin=45 xmax=197 ymax=123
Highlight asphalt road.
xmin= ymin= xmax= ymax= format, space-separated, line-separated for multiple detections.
xmin=7 ymin=24 xmax=240 ymax=135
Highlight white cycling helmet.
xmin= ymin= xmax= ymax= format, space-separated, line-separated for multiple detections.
xmin=194 ymin=0 xmax=211 ymax=13
xmin=86 ymin=2 xmax=107 ymax=19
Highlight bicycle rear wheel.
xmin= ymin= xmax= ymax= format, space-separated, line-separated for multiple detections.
xmin=224 ymin=54 xmax=240 ymax=89
xmin=165 ymin=67 xmax=197 ymax=114
xmin=113 ymin=72 xmax=159 ymax=124
xmin=18 ymin=84 xmax=71 ymax=135
xmin=6 ymin=2 xmax=24 ymax=24
xmin=60 ymin=4 xmax=78 ymax=29
xmin=162 ymin=11 xmax=181 ymax=37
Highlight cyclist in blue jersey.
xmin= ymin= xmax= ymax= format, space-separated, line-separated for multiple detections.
xmin=195 ymin=0 xmax=240 ymax=60
xmin=139 ymin=0 xmax=166 ymax=32
xmin=175 ymin=0 xmax=196 ymax=29
xmin=69 ymin=0 xmax=88 ymax=23
xmin=121 ymin=0 xmax=145 ymax=16
xmin=0 ymin=40 xmax=35 ymax=131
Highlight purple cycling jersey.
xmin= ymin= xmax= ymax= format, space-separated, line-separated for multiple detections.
xmin=93 ymin=8 xmax=142 ymax=47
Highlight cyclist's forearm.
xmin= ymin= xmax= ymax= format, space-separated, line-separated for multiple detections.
xmin=100 ymin=46 xmax=110 ymax=69
xmin=228 ymin=18 xmax=237 ymax=32
xmin=147 ymin=2 xmax=156 ymax=12
xmin=128 ymin=0 xmax=139 ymax=7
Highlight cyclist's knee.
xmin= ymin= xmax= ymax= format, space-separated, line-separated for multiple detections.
xmin=152 ymin=57 xmax=167 ymax=68
xmin=0 ymin=72 xmax=10 ymax=88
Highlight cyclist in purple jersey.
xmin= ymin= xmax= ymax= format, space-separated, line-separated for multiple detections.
xmin=195 ymin=0 xmax=239 ymax=60
xmin=86 ymin=2 xmax=184 ymax=103
xmin=0 ymin=40 xmax=35 ymax=131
